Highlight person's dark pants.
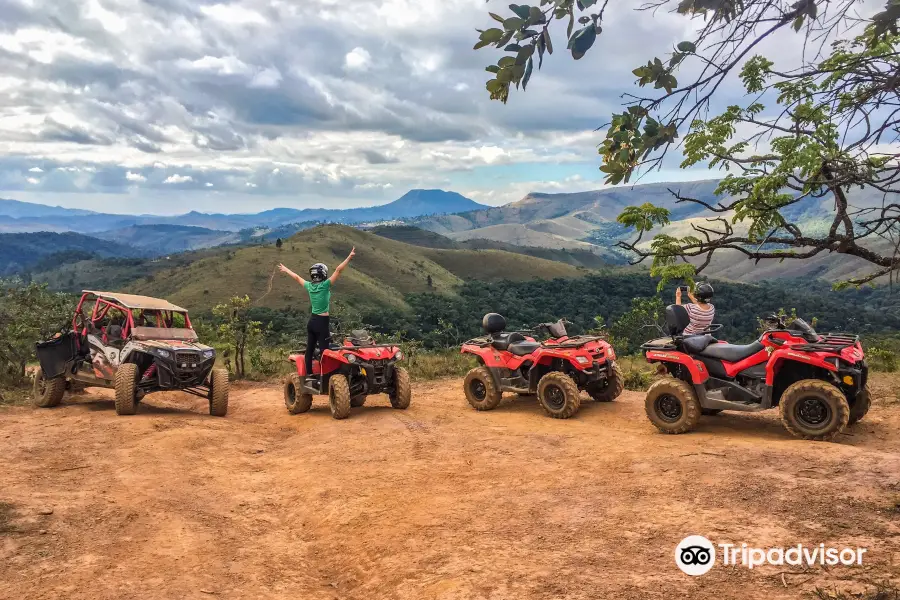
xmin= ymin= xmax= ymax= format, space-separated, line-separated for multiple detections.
xmin=305 ymin=314 xmax=330 ymax=376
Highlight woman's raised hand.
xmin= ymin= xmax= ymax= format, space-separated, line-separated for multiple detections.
xmin=278 ymin=263 xmax=291 ymax=274
xmin=348 ymin=247 xmax=356 ymax=259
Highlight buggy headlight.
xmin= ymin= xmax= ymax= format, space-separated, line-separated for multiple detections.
xmin=154 ymin=349 xmax=171 ymax=359
xmin=203 ymin=350 xmax=215 ymax=359
xmin=575 ymin=356 xmax=590 ymax=365
xmin=395 ymin=351 xmax=404 ymax=361
xmin=347 ymin=354 xmax=357 ymax=363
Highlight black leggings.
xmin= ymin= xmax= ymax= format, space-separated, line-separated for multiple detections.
xmin=305 ymin=314 xmax=330 ymax=376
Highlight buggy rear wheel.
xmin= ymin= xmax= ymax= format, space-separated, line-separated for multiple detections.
xmin=463 ymin=367 xmax=501 ymax=411
xmin=587 ymin=362 xmax=624 ymax=402
xmin=780 ymin=380 xmax=849 ymax=441
xmin=329 ymin=375 xmax=351 ymax=420
xmin=114 ymin=363 xmax=139 ymax=416
xmin=848 ymin=385 xmax=871 ymax=426
xmin=645 ymin=378 xmax=701 ymax=434
xmin=208 ymin=368 xmax=229 ymax=417
xmin=389 ymin=367 xmax=411 ymax=410
xmin=537 ymin=372 xmax=581 ymax=419
xmin=284 ymin=374 xmax=313 ymax=414
xmin=33 ymin=368 xmax=66 ymax=408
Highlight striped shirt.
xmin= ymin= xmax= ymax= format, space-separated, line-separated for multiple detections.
xmin=683 ymin=303 xmax=715 ymax=336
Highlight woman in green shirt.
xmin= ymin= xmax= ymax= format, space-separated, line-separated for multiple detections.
xmin=279 ymin=247 xmax=355 ymax=379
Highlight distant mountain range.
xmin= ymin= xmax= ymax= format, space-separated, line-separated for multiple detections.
xmin=0 ymin=189 xmax=489 ymax=234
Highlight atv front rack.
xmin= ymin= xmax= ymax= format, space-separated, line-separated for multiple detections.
xmin=790 ymin=333 xmax=860 ymax=353
xmin=545 ymin=335 xmax=607 ymax=348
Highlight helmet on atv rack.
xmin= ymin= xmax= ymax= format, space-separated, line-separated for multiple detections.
xmin=309 ymin=263 xmax=329 ymax=282
xmin=695 ymin=282 xmax=714 ymax=301
xmin=482 ymin=313 xmax=506 ymax=334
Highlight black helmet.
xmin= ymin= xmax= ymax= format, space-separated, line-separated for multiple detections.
xmin=309 ymin=263 xmax=328 ymax=282
xmin=695 ymin=282 xmax=714 ymax=301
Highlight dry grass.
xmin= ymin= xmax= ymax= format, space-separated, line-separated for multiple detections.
xmin=810 ymin=581 xmax=900 ymax=600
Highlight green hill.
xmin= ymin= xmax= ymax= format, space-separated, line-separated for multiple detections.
xmin=32 ymin=225 xmax=586 ymax=313
xmin=0 ymin=231 xmax=142 ymax=276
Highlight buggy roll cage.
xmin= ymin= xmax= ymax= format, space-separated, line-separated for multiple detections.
xmin=73 ymin=292 xmax=194 ymax=341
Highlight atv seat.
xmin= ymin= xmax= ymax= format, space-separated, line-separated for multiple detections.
xmin=491 ymin=332 xmax=524 ymax=351
xmin=698 ymin=341 xmax=765 ymax=362
xmin=508 ymin=341 xmax=541 ymax=356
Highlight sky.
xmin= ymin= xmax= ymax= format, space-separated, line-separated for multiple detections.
xmin=0 ymin=0 xmax=864 ymax=215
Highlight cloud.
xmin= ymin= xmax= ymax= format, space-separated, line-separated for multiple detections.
xmin=344 ymin=47 xmax=372 ymax=71
xmin=28 ymin=167 xmax=43 ymax=173
xmin=0 ymin=0 xmax=858 ymax=214
xmin=163 ymin=174 xmax=192 ymax=184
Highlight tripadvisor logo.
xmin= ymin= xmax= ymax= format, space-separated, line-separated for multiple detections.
xmin=675 ymin=536 xmax=867 ymax=576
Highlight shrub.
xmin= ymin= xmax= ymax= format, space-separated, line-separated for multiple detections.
xmin=868 ymin=347 xmax=898 ymax=373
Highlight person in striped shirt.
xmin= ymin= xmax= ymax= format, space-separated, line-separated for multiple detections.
xmin=676 ymin=283 xmax=715 ymax=336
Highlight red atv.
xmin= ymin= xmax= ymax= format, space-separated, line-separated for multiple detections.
xmin=284 ymin=329 xmax=411 ymax=420
xmin=642 ymin=305 xmax=869 ymax=441
xmin=461 ymin=313 xmax=624 ymax=419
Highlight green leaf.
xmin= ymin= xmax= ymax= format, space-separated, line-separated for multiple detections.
xmin=568 ymin=25 xmax=596 ymax=60
xmin=503 ymin=16 xmax=525 ymax=30
xmin=581 ymin=0 xmax=598 ymax=6
xmin=567 ymin=11 xmax=574 ymax=38
xmin=543 ymin=28 xmax=553 ymax=54
xmin=793 ymin=15 xmax=804 ymax=31
xmin=578 ymin=16 xmax=590 ymax=24
xmin=489 ymin=12 xmax=505 ymax=23
xmin=498 ymin=56 xmax=516 ymax=67
xmin=676 ymin=40 xmax=696 ymax=53
xmin=486 ymin=65 xmax=501 ymax=73
xmin=474 ymin=40 xmax=491 ymax=50
xmin=486 ymin=79 xmax=504 ymax=93
xmin=482 ymin=28 xmax=504 ymax=42
xmin=523 ymin=56 xmax=534 ymax=89
xmin=509 ymin=4 xmax=531 ymax=19
xmin=505 ymin=43 xmax=523 ymax=51
xmin=528 ymin=6 xmax=546 ymax=24
xmin=497 ymin=68 xmax=514 ymax=83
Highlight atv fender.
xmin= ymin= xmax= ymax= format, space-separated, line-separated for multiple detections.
xmin=461 ymin=345 xmax=509 ymax=369
xmin=766 ymin=348 xmax=837 ymax=386
xmin=645 ymin=350 xmax=710 ymax=384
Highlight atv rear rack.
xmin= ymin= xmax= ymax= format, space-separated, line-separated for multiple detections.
xmin=791 ymin=333 xmax=860 ymax=353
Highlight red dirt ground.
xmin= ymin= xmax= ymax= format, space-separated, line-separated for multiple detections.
xmin=1 ymin=378 xmax=898 ymax=600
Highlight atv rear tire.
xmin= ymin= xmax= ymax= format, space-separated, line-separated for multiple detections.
xmin=645 ymin=378 xmax=701 ymax=434
xmin=33 ymin=368 xmax=66 ymax=408
xmin=780 ymin=380 xmax=849 ymax=441
xmin=463 ymin=367 xmax=501 ymax=411
xmin=329 ymin=375 xmax=351 ymax=420
xmin=208 ymin=368 xmax=229 ymax=417
xmin=390 ymin=367 xmax=412 ymax=410
xmin=588 ymin=362 xmax=624 ymax=402
xmin=848 ymin=385 xmax=871 ymax=426
xmin=284 ymin=374 xmax=313 ymax=414
xmin=114 ymin=363 xmax=139 ymax=416
xmin=537 ymin=372 xmax=581 ymax=419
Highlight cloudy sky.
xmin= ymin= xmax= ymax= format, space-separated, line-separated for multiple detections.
xmin=0 ymin=0 xmax=841 ymax=215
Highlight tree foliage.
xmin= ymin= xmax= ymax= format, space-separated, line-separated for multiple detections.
xmin=476 ymin=0 xmax=900 ymax=286
xmin=212 ymin=295 xmax=261 ymax=379
xmin=0 ymin=281 xmax=75 ymax=385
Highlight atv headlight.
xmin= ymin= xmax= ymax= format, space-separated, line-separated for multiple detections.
xmin=347 ymin=354 xmax=357 ymax=363
xmin=203 ymin=350 xmax=215 ymax=360
xmin=395 ymin=351 xmax=404 ymax=361
xmin=575 ymin=356 xmax=590 ymax=365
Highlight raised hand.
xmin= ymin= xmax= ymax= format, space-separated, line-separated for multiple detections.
xmin=278 ymin=263 xmax=292 ymax=275
xmin=348 ymin=247 xmax=356 ymax=259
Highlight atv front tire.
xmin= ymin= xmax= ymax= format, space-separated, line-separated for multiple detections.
xmin=463 ymin=367 xmax=501 ymax=411
xmin=537 ymin=372 xmax=581 ymax=419
xmin=114 ymin=363 xmax=139 ymax=416
xmin=284 ymin=374 xmax=313 ymax=414
xmin=780 ymin=380 xmax=849 ymax=441
xmin=208 ymin=368 xmax=229 ymax=417
xmin=848 ymin=385 xmax=871 ymax=426
xmin=588 ymin=362 xmax=625 ymax=402
xmin=329 ymin=375 xmax=352 ymax=420
xmin=390 ymin=367 xmax=412 ymax=410
xmin=33 ymin=368 xmax=66 ymax=408
xmin=645 ymin=378 xmax=701 ymax=434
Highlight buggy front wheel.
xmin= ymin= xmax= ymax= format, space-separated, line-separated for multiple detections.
xmin=114 ymin=363 xmax=139 ymax=416
xmin=208 ymin=368 xmax=229 ymax=417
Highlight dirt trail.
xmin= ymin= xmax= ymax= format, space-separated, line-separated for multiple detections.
xmin=1 ymin=380 xmax=898 ymax=600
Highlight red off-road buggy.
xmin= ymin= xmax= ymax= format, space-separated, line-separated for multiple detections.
xmin=461 ymin=313 xmax=624 ymax=419
xmin=642 ymin=305 xmax=869 ymax=441
xmin=284 ymin=329 xmax=411 ymax=420
xmin=33 ymin=290 xmax=228 ymax=416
